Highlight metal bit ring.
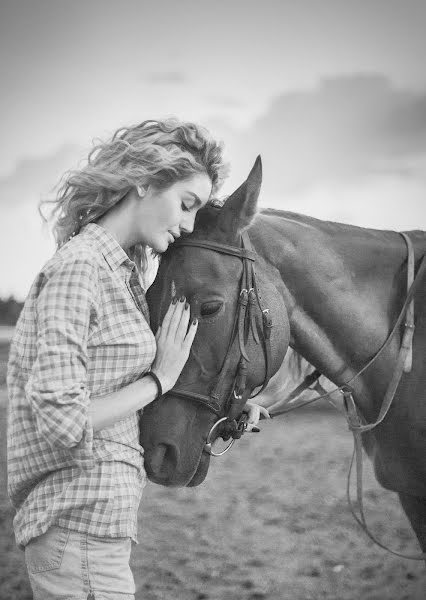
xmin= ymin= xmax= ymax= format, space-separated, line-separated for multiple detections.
xmin=204 ymin=417 xmax=236 ymax=456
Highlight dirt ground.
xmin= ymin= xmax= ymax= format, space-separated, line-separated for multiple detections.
xmin=1 ymin=342 xmax=425 ymax=599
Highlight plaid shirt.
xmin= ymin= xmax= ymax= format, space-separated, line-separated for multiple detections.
xmin=7 ymin=224 xmax=157 ymax=547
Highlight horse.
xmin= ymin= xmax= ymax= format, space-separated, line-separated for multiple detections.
xmin=139 ymin=157 xmax=426 ymax=556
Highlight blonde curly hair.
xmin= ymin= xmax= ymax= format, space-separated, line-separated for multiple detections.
xmin=40 ymin=118 xmax=228 ymax=273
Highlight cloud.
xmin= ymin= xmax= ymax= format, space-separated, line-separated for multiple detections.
xmin=2 ymin=77 xmax=426 ymax=300
xmin=261 ymin=173 xmax=426 ymax=230
xmin=144 ymin=71 xmax=188 ymax=84
xmin=0 ymin=144 xmax=86 ymax=208
xmin=226 ymin=73 xmax=426 ymax=195
xmin=0 ymin=145 xmax=85 ymax=299
xmin=205 ymin=95 xmax=246 ymax=108
xmin=0 ymin=202 xmax=54 ymax=300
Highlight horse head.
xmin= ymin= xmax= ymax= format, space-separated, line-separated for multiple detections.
xmin=139 ymin=157 xmax=290 ymax=486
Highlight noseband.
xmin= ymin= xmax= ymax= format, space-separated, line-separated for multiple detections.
xmin=164 ymin=231 xmax=275 ymax=456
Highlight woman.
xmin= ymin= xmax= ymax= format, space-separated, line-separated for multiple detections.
xmin=7 ymin=118 xmax=268 ymax=600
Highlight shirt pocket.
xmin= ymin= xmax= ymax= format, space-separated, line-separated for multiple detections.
xmin=25 ymin=526 xmax=70 ymax=573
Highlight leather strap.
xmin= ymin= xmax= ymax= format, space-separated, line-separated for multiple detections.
xmin=270 ymin=239 xmax=426 ymax=419
xmin=166 ymin=389 xmax=221 ymax=414
xmin=174 ymin=238 xmax=256 ymax=261
xmin=347 ymin=232 xmax=418 ymax=434
xmin=269 ymin=235 xmax=426 ymax=560
xmin=242 ymin=231 xmax=274 ymax=398
xmin=268 ymin=370 xmax=323 ymax=416
xmin=400 ymin=232 xmax=414 ymax=373
xmin=344 ymin=389 xmax=426 ymax=560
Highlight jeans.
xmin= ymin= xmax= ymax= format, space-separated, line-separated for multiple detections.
xmin=25 ymin=526 xmax=135 ymax=600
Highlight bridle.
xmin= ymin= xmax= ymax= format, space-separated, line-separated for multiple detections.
xmin=159 ymin=229 xmax=426 ymax=559
xmin=164 ymin=230 xmax=277 ymax=456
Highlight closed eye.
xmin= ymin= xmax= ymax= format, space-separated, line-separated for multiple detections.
xmin=200 ymin=300 xmax=223 ymax=318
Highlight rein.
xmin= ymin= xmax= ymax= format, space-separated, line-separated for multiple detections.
xmin=268 ymin=233 xmax=426 ymax=560
xmin=165 ymin=231 xmax=275 ymax=455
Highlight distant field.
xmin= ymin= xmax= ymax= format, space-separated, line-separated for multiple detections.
xmin=1 ymin=343 xmax=425 ymax=599
xmin=0 ymin=327 xmax=13 ymax=387
xmin=0 ymin=327 xmax=15 ymax=343
xmin=0 ymin=344 xmax=9 ymax=388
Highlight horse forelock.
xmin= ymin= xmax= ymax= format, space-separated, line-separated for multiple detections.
xmin=192 ymin=203 xmax=241 ymax=244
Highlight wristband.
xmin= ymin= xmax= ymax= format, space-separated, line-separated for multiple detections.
xmin=144 ymin=371 xmax=163 ymax=401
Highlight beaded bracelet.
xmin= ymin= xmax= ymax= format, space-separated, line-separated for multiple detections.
xmin=144 ymin=371 xmax=163 ymax=400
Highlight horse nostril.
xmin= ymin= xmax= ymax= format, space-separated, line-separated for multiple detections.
xmin=149 ymin=443 xmax=166 ymax=473
xmin=148 ymin=443 xmax=178 ymax=477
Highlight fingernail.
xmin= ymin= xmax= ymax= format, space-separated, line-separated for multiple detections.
xmin=179 ymin=295 xmax=185 ymax=302
xmin=192 ymin=318 xmax=198 ymax=326
xmin=185 ymin=302 xmax=189 ymax=310
xmin=172 ymin=296 xmax=178 ymax=305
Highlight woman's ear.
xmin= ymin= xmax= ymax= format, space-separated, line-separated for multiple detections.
xmin=216 ymin=156 xmax=262 ymax=234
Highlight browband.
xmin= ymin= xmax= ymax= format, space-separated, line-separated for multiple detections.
xmin=173 ymin=239 xmax=256 ymax=261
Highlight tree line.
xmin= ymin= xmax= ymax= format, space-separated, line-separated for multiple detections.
xmin=0 ymin=297 xmax=24 ymax=326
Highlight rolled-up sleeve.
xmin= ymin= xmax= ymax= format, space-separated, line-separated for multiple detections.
xmin=25 ymin=255 xmax=99 ymax=469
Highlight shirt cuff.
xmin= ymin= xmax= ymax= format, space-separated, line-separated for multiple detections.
xmin=67 ymin=413 xmax=95 ymax=471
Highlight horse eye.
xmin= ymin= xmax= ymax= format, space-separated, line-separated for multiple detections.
xmin=200 ymin=301 xmax=223 ymax=317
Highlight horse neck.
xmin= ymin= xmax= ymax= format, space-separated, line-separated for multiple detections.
xmin=249 ymin=210 xmax=423 ymax=416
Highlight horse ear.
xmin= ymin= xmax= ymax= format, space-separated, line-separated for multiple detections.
xmin=217 ymin=156 xmax=262 ymax=233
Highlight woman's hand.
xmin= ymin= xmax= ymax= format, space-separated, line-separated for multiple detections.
xmin=151 ymin=296 xmax=198 ymax=393
xmin=243 ymin=401 xmax=271 ymax=431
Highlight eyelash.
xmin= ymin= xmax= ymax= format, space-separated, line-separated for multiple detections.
xmin=181 ymin=202 xmax=191 ymax=212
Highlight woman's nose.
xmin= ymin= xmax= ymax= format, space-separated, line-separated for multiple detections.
xmin=180 ymin=213 xmax=196 ymax=234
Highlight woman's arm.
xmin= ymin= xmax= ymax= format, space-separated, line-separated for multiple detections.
xmin=89 ymin=375 xmax=159 ymax=431
xmin=26 ymin=256 xmax=98 ymax=468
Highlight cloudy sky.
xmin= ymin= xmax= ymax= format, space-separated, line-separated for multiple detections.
xmin=1 ymin=0 xmax=426 ymax=299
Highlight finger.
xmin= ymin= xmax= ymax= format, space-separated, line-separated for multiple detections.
xmin=247 ymin=405 xmax=260 ymax=425
xmin=247 ymin=425 xmax=261 ymax=433
xmin=243 ymin=402 xmax=255 ymax=416
xmin=167 ymin=296 xmax=186 ymax=338
xmin=246 ymin=418 xmax=261 ymax=432
xmin=175 ymin=301 xmax=191 ymax=341
xmin=259 ymin=406 xmax=271 ymax=419
xmin=160 ymin=297 xmax=179 ymax=336
xmin=183 ymin=317 xmax=198 ymax=350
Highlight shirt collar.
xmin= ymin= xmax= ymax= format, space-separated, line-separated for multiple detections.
xmin=80 ymin=223 xmax=134 ymax=272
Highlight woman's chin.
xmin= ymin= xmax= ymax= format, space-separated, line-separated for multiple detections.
xmin=157 ymin=238 xmax=173 ymax=253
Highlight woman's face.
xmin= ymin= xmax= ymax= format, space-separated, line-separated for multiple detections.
xmin=136 ymin=173 xmax=212 ymax=252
